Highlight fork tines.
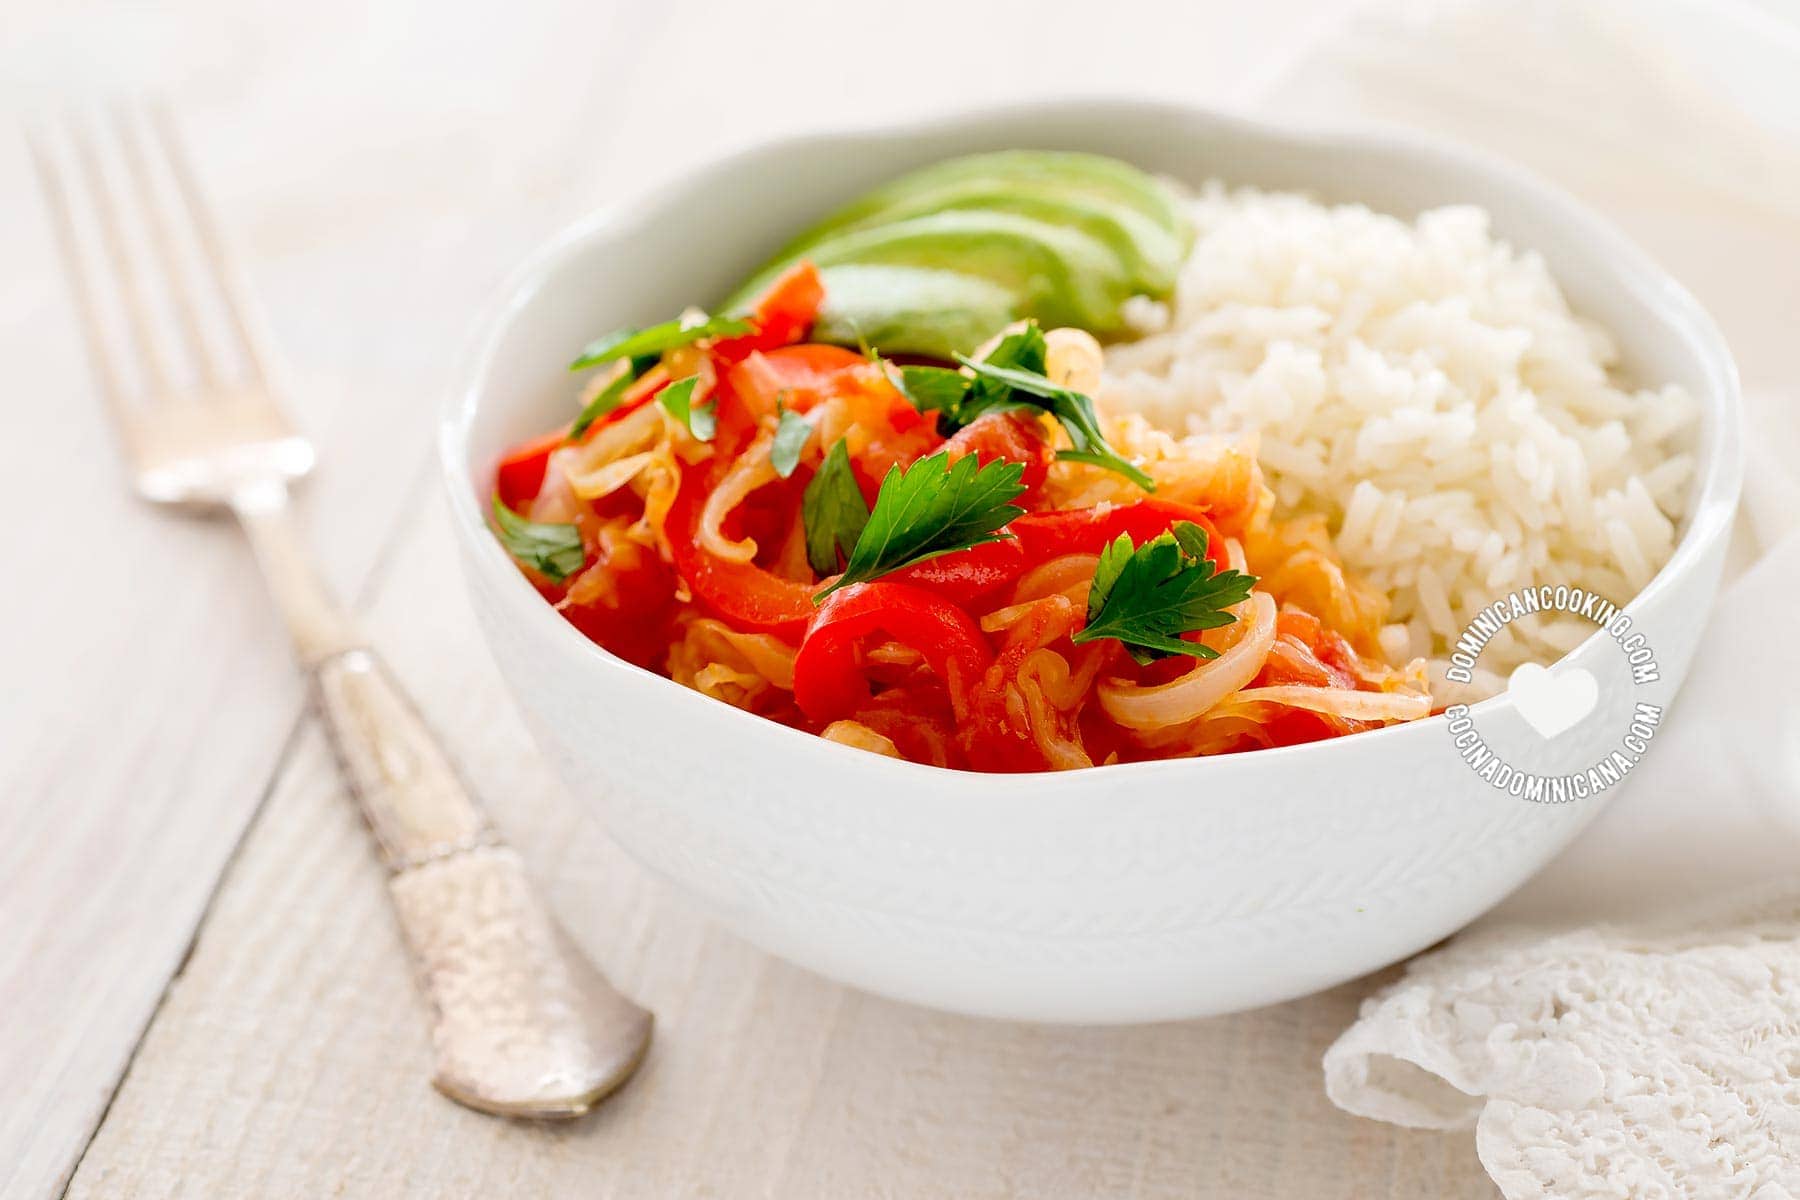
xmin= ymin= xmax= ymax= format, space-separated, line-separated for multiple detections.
xmin=29 ymin=104 xmax=310 ymax=503
xmin=29 ymin=104 xmax=274 ymax=415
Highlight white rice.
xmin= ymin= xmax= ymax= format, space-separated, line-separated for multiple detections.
xmin=1103 ymin=183 xmax=1698 ymax=695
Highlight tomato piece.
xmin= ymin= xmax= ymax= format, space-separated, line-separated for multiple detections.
xmin=794 ymin=582 xmax=993 ymax=724
xmin=494 ymin=428 xmax=566 ymax=510
xmin=806 ymin=359 xmax=938 ymax=500
xmin=1260 ymin=707 xmax=1359 ymax=748
xmin=1261 ymin=609 xmax=1360 ymax=690
xmin=1258 ymin=636 xmax=1336 ymax=688
xmin=1275 ymin=609 xmax=1321 ymax=642
xmin=1312 ymin=626 xmax=1367 ymax=685
xmin=941 ymin=410 xmax=1052 ymax=495
xmin=712 ymin=261 xmax=826 ymax=362
xmin=665 ymin=463 xmax=816 ymax=636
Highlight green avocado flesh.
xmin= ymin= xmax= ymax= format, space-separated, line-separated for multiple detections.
xmin=720 ymin=150 xmax=1193 ymax=361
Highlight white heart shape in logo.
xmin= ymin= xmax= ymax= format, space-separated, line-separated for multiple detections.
xmin=1507 ymin=663 xmax=1599 ymax=740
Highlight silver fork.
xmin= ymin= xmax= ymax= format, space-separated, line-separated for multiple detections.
xmin=28 ymin=105 xmax=652 ymax=1119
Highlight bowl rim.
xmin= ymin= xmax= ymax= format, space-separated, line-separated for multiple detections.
xmin=439 ymin=96 xmax=1744 ymax=788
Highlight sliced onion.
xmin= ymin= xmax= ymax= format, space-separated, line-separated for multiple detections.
xmin=633 ymin=448 xmax=682 ymax=554
xmin=700 ymin=620 xmax=796 ymax=689
xmin=864 ymin=641 xmax=925 ymax=669
xmin=1228 ymin=685 xmax=1431 ymax=723
xmin=567 ymin=450 xmax=656 ymax=502
xmin=979 ymin=600 xmax=1042 ymax=634
xmin=1098 ymin=592 xmax=1278 ymax=731
xmin=699 ymin=432 xmax=777 ymax=563
xmin=693 ymin=663 xmax=766 ymax=699
xmin=982 ymin=595 xmax=1081 ymax=651
xmin=1223 ymin=535 xmax=1248 ymax=575
xmin=1010 ymin=553 xmax=1100 ymax=606
xmin=1016 ymin=664 xmax=1094 ymax=770
xmin=821 ymin=720 xmax=902 ymax=758
xmin=565 ymin=401 xmax=662 ymax=482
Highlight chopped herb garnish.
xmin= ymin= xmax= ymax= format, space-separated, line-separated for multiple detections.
xmin=770 ymin=402 xmax=811 ymax=479
xmin=977 ymin=322 xmax=1049 ymax=373
xmin=893 ymin=365 xmax=971 ymax=416
xmin=491 ymin=493 xmax=586 ymax=583
xmin=569 ymin=313 xmax=751 ymax=371
xmin=658 ymin=376 xmax=715 ymax=441
xmin=893 ymin=324 xmax=1048 ymax=431
xmin=814 ymin=450 xmax=1026 ymax=602
xmin=955 ymin=354 xmax=1154 ymax=491
xmin=886 ymin=320 xmax=1152 ymax=490
xmin=1071 ymin=522 xmax=1257 ymax=664
xmin=802 ymin=439 xmax=870 ymax=576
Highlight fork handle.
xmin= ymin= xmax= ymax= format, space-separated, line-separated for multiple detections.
xmin=230 ymin=482 xmax=652 ymax=1117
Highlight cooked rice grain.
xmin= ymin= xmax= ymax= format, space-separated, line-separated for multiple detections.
xmin=1104 ymin=184 xmax=1697 ymax=693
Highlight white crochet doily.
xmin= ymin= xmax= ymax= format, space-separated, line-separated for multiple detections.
xmin=1324 ymin=886 xmax=1800 ymax=1199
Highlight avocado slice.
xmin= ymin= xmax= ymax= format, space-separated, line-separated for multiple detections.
xmin=808 ymin=265 xmax=1020 ymax=362
xmin=805 ymin=211 xmax=1131 ymax=331
xmin=721 ymin=150 xmax=1191 ymax=359
xmin=790 ymin=186 xmax=1183 ymax=296
xmin=767 ymin=150 xmax=1190 ymax=255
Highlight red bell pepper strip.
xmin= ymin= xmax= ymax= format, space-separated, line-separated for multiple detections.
xmin=1015 ymin=500 xmax=1228 ymax=565
xmin=664 ymin=463 xmax=816 ymax=637
xmin=793 ymin=581 xmax=993 ymax=724
xmin=711 ymin=261 xmax=826 ymax=362
xmin=890 ymin=500 xmax=1228 ymax=606
xmin=886 ymin=538 xmax=1031 ymax=606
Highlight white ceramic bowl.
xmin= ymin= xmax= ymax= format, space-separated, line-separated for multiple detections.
xmin=443 ymin=101 xmax=1741 ymax=1023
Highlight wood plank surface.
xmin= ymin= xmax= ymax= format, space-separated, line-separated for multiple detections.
xmin=65 ymin=495 xmax=1497 ymax=1199
xmin=13 ymin=0 xmax=1791 ymax=1189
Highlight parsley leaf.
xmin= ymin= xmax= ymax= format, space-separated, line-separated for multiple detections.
xmin=885 ymin=320 xmax=1153 ymax=491
xmin=802 ymin=439 xmax=870 ymax=576
xmin=814 ymin=450 xmax=1027 ymax=602
xmin=892 ymin=324 xmax=1049 ymax=430
xmin=569 ymin=313 xmax=751 ymax=371
xmin=955 ymin=354 xmax=1155 ymax=491
xmin=771 ymin=402 xmax=811 ymax=479
xmin=1071 ymin=522 xmax=1258 ymax=664
xmin=491 ymin=493 xmax=586 ymax=583
xmin=894 ymin=365 xmax=971 ymax=416
xmin=658 ymin=376 xmax=715 ymax=441
xmin=978 ymin=322 xmax=1049 ymax=373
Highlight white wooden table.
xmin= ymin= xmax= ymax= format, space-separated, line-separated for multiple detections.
xmin=16 ymin=0 xmax=1781 ymax=1193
